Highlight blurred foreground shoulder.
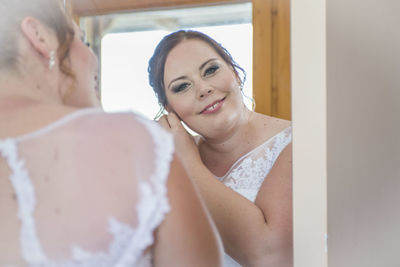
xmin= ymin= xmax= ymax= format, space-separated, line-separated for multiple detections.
xmin=153 ymin=154 xmax=224 ymax=267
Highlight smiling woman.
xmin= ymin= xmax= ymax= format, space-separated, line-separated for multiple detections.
xmin=149 ymin=30 xmax=293 ymax=267
xmin=77 ymin=2 xmax=253 ymax=119
xmin=157 ymin=34 xmax=247 ymax=137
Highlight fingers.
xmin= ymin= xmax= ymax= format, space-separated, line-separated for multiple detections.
xmin=158 ymin=112 xmax=186 ymax=135
xmin=165 ymin=112 xmax=181 ymax=128
xmin=158 ymin=115 xmax=171 ymax=129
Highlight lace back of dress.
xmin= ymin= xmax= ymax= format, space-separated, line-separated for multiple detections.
xmin=0 ymin=139 xmax=48 ymax=264
xmin=0 ymin=110 xmax=174 ymax=267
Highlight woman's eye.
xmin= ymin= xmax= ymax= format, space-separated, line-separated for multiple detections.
xmin=172 ymin=83 xmax=190 ymax=93
xmin=204 ymin=65 xmax=219 ymax=76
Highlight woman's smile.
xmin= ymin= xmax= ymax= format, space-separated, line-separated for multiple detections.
xmin=199 ymin=97 xmax=226 ymax=114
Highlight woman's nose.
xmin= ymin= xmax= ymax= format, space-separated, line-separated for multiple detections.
xmin=198 ymin=86 xmax=213 ymax=98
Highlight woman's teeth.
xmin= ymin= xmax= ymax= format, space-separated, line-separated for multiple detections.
xmin=205 ymin=103 xmax=218 ymax=111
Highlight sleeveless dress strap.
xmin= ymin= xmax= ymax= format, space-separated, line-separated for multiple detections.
xmin=266 ymin=126 xmax=292 ymax=170
xmin=114 ymin=116 xmax=174 ymax=266
xmin=0 ymin=111 xmax=174 ymax=266
xmin=0 ymin=139 xmax=48 ymax=264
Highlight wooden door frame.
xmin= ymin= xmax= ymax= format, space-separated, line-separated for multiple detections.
xmin=253 ymin=0 xmax=291 ymax=120
xmin=70 ymin=0 xmax=248 ymax=16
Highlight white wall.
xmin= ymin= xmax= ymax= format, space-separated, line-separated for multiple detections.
xmin=292 ymin=0 xmax=400 ymax=266
xmin=291 ymin=1 xmax=327 ymax=266
xmin=327 ymin=1 xmax=400 ymax=266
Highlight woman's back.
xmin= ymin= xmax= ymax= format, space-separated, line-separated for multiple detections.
xmin=0 ymin=108 xmax=222 ymax=267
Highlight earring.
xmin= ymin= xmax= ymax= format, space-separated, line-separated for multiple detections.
xmin=49 ymin=50 xmax=56 ymax=70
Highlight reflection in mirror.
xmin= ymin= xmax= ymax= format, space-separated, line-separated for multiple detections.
xmin=79 ymin=3 xmax=293 ymax=266
xmin=80 ymin=3 xmax=252 ymax=119
xmin=146 ymin=15 xmax=293 ymax=267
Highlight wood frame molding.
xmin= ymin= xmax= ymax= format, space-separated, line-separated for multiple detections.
xmin=252 ymin=0 xmax=273 ymax=116
xmin=71 ymin=0 xmax=248 ymax=16
xmin=253 ymin=0 xmax=291 ymax=120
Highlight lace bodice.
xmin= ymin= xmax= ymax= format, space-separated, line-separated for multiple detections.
xmin=216 ymin=126 xmax=292 ymax=267
xmin=0 ymin=109 xmax=174 ymax=267
xmin=217 ymin=127 xmax=292 ymax=202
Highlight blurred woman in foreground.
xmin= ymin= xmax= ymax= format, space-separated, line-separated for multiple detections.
xmin=0 ymin=1 xmax=222 ymax=266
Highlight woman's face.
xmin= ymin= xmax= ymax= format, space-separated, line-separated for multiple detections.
xmin=163 ymin=39 xmax=244 ymax=138
xmin=62 ymin=23 xmax=100 ymax=107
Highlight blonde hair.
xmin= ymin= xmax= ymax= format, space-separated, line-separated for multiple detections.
xmin=0 ymin=0 xmax=75 ymax=79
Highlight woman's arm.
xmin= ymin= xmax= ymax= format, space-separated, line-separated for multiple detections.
xmin=185 ymin=145 xmax=292 ymax=267
xmin=252 ymin=143 xmax=293 ymax=267
xmin=159 ymin=113 xmax=292 ymax=267
xmin=152 ymin=154 xmax=224 ymax=267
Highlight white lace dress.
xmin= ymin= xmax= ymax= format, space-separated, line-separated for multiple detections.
xmin=215 ymin=127 xmax=292 ymax=267
xmin=0 ymin=109 xmax=174 ymax=267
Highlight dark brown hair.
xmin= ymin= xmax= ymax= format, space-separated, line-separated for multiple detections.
xmin=148 ymin=30 xmax=246 ymax=110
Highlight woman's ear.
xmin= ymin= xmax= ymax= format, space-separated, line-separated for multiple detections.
xmin=229 ymin=66 xmax=242 ymax=88
xmin=20 ymin=16 xmax=54 ymax=60
xmin=234 ymin=72 xmax=242 ymax=88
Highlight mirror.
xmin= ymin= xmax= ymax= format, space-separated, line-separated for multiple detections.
xmin=74 ymin=1 xmax=294 ymax=266
xmin=79 ymin=2 xmax=252 ymax=119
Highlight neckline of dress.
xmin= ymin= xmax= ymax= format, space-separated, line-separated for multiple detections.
xmin=215 ymin=126 xmax=292 ymax=180
xmin=12 ymin=108 xmax=104 ymax=142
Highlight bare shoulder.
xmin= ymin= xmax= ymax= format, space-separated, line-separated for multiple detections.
xmin=154 ymin=154 xmax=223 ymax=266
xmin=255 ymin=142 xmax=292 ymax=230
xmin=72 ymin=111 xmax=147 ymax=134
xmin=253 ymin=112 xmax=293 ymax=207
xmin=255 ymin=112 xmax=291 ymax=131
xmin=26 ymin=106 xmax=152 ymax=140
xmin=251 ymin=112 xmax=291 ymax=143
xmin=56 ymin=111 xmax=166 ymax=186
xmin=65 ymin=111 xmax=164 ymax=147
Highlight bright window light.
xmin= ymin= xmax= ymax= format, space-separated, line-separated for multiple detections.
xmin=101 ymin=23 xmax=253 ymax=120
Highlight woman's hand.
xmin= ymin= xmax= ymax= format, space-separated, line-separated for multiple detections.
xmin=158 ymin=113 xmax=202 ymax=166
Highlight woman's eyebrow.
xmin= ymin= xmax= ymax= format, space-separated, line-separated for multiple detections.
xmin=168 ymin=75 xmax=187 ymax=89
xmin=199 ymin=58 xmax=217 ymax=71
